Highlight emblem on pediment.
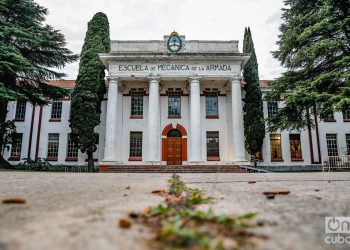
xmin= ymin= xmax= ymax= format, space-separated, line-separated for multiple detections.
xmin=167 ymin=31 xmax=182 ymax=53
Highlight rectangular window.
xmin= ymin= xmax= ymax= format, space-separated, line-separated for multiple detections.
xmin=206 ymin=131 xmax=220 ymax=160
xmin=47 ymin=133 xmax=60 ymax=160
xmin=10 ymin=133 xmax=23 ymax=160
xmin=346 ymin=134 xmax=350 ymax=155
xmin=66 ymin=133 xmax=78 ymax=160
xmin=326 ymin=134 xmax=338 ymax=156
xmin=130 ymin=89 xmax=144 ymax=117
xmin=323 ymin=112 xmax=335 ymax=122
xmin=15 ymin=101 xmax=26 ymax=120
xmin=343 ymin=109 xmax=350 ymax=121
xmin=205 ymin=90 xmax=218 ymax=117
xmin=51 ymin=100 xmax=63 ymax=120
xmin=289 ymin=134 xmax=303 ymax=160
xmin=129 ymin=132 xmax=142 ymax=159
xmin=270 ymin=134 xmax=283 ymax=161
xmin=267 ymin=102 xmax=278 ymax=117
xmin=168 ymin=89 xmax=181 ymax=117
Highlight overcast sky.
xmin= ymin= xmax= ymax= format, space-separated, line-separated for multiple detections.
xmin=36 ymin=0 xmax=285 ymax=80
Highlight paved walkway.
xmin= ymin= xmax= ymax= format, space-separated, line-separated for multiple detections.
xmin=0 ymin=172 xmax=349 ymax=250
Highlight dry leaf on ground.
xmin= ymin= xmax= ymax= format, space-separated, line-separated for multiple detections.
xmin=119 ymin=219 xmax=132 ymax=228
xmin=2 ymin=197 xmax=26 ymax=204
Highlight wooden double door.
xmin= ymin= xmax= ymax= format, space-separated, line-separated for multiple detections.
xmin=167 ymin=137 xmax=182 ymax=165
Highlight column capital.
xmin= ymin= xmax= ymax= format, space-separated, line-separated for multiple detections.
xmin=106 ymin=76 xmax=120 ymax=83
xmin=147 ymin=74 xmax=160 ymax=82
xmin=229 ymin=75 xmax=243 ymax=84
xmin=188 ymin=76 xmax=201 ymax=83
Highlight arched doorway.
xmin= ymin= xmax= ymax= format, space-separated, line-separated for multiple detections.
xmin=167 ymin=129 xmax=182 ymax=165
xmin=162 ymin=124 xmax=187 ymax=165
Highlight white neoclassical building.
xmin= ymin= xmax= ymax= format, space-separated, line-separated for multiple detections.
xmin=98 ymin=32 xmax=250 ymax=169
xmin=3 ymin=33 xmax=350 ymax=171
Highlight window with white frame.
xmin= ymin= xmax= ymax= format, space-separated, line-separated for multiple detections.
xmin=270 ymin=134 xmax=283 ymax=160
xmin=168 ymin=89 xmax=181 ymax=116
xmin=130 ymin=89 xmax=144 ymax=116
xmin=289 ymin=134 xmax=303 ymax=160
xmin=129 ymin=132 xmax=142 ymax=158
xmin=323 ymin=112 xmax=335 ymax=122
xmin=47 ymin=133 xmax=60 ymax=159
xmin=326 ymin=134 xmax=338 ymax=156
xmin=66 ymin=133 xmax=78 ymax=159
xmin=10 ymin=133 xmax=23 ymax=159
xmin=346 ymin=134 xmax=350 ymax=155
xmin=267 ymin=102 xmax=278 ymax=117
xmin=343 ymin=108 xmax=350 ymax=120
xmin=205 ymin=90 xmax=219 ymax=117
xmin=206 ymin=132 xmax=220 ymax=159
xmin=51 ymin=100 xmax=63 ymax=119
xmin=15 ymin=101 xmax=26 ymax=120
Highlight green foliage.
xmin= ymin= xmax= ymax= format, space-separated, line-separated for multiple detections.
xmin=169 ymin=173 xmax=187 ymax=194
xmin=17 ymin=158 xmax=52 ymax=171
xmin=186 ymin=188 xmax=213 ymax=205
xmin=70 ymin=12 xmax=110 ymax=172
xmin=0 ymin=0 xmax=77 ymax=103
xmin=268 ymin=0 xmax=350 ymax=130
xmin=0 ymin=0 xmax=77 ymax=167
xmin=143 ymin=175 xmax=259 ymax=250
xmin=0 ymin=120 xmax=18 ymax=156
xmin=243 ymin=27 xmax=265 ymax=157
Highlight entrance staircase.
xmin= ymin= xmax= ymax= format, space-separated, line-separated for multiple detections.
xmin=99 ymin=165 xmax=247 ymax=173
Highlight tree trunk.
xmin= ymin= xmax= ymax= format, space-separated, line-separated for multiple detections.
xmin=87 ymin=152 xmax=94 ymax=172
xmin=0 ymin=100 xmax=12 ymax=169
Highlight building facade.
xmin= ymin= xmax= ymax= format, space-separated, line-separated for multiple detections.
xmin=3 ymin=33 xmax=350 ymax=170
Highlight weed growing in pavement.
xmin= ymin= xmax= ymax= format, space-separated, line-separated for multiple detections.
xmin=127 ymin=174 xmax=265 ymax=250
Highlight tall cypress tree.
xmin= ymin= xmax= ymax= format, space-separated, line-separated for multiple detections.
xmin=0 ymin=0 xmax=77 ymax=167
xmin=70 ymin=13 xmax=110 ymax=172
xmin=268 ymin=0 xmax=350 ymax=131
xmin=243 ymin=27 xmax=265 ymax=161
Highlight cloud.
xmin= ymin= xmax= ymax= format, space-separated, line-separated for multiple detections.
xmin=36 ymin=0 xmax=285 ymax=80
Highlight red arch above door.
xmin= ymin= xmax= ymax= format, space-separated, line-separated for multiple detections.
xmin=162 ymin=123 xmax=187 ymax=136
xmin=161 ymin=123 xmax=187 ymax=162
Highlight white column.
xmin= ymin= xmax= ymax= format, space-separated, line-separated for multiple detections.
xmin=103 ymin=77 xmax=119 ymax=162
xmin=231 ymin=77 xmax=246 ymax=162
xmin=189 ymin=76 xmax=202 ymax=162
xmin=147 ymin=76 xmax=161 ymax=163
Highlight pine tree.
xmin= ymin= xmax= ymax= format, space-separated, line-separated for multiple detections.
xmin=0 ymin=0 xmax=77 ymax=167
xmin=243 ymin=27 xmax=265 ymax=161
xmin=268 ymin=0 xmax=350 ymax=131
xmin=70 ymin=13 xmax=110 ymax=172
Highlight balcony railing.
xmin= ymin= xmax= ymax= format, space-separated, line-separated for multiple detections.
xmin=322 ymin=155 xmax=350 ymax=172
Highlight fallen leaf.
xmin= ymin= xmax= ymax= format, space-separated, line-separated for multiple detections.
xmin=2 ymin=197 xmax=26 ymax=204
xmin=314 ymin=189 xmax=320 ymax=192
xmin=151 ymin=189 xmax=166 ymax=194
xmin=277 ymin=190 xmax=290 ymax=195
xmin=144 ymin=207 xmax=152 ymax=214
xmin=125 ymin=186 xmax=131 ymax=190
xmin=123 ymin=194 xmax=128 ymax=197
xmin=315 ymin=196 xmax=322 ymax=200
xmin=119 ymin=219 xmax=132 ymax=228
xmin=248 ymin=181 xmax=256 ymax=184
xmin=129 ymin=212 xmax=139 ymax=218
xmin=263 ymin=190 xmax=290 ymax=196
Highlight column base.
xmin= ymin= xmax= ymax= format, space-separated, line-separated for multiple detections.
xmin=145 ymin=161 xmax=162 ymax=165
xmin=232 ymin=157 xmax=248 ymax=165
xmin=187 ymin=161 xmax=204 ymax=165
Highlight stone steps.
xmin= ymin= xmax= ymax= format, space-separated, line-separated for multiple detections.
xmin=100 ymin=165 xmax=247 ymax=173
